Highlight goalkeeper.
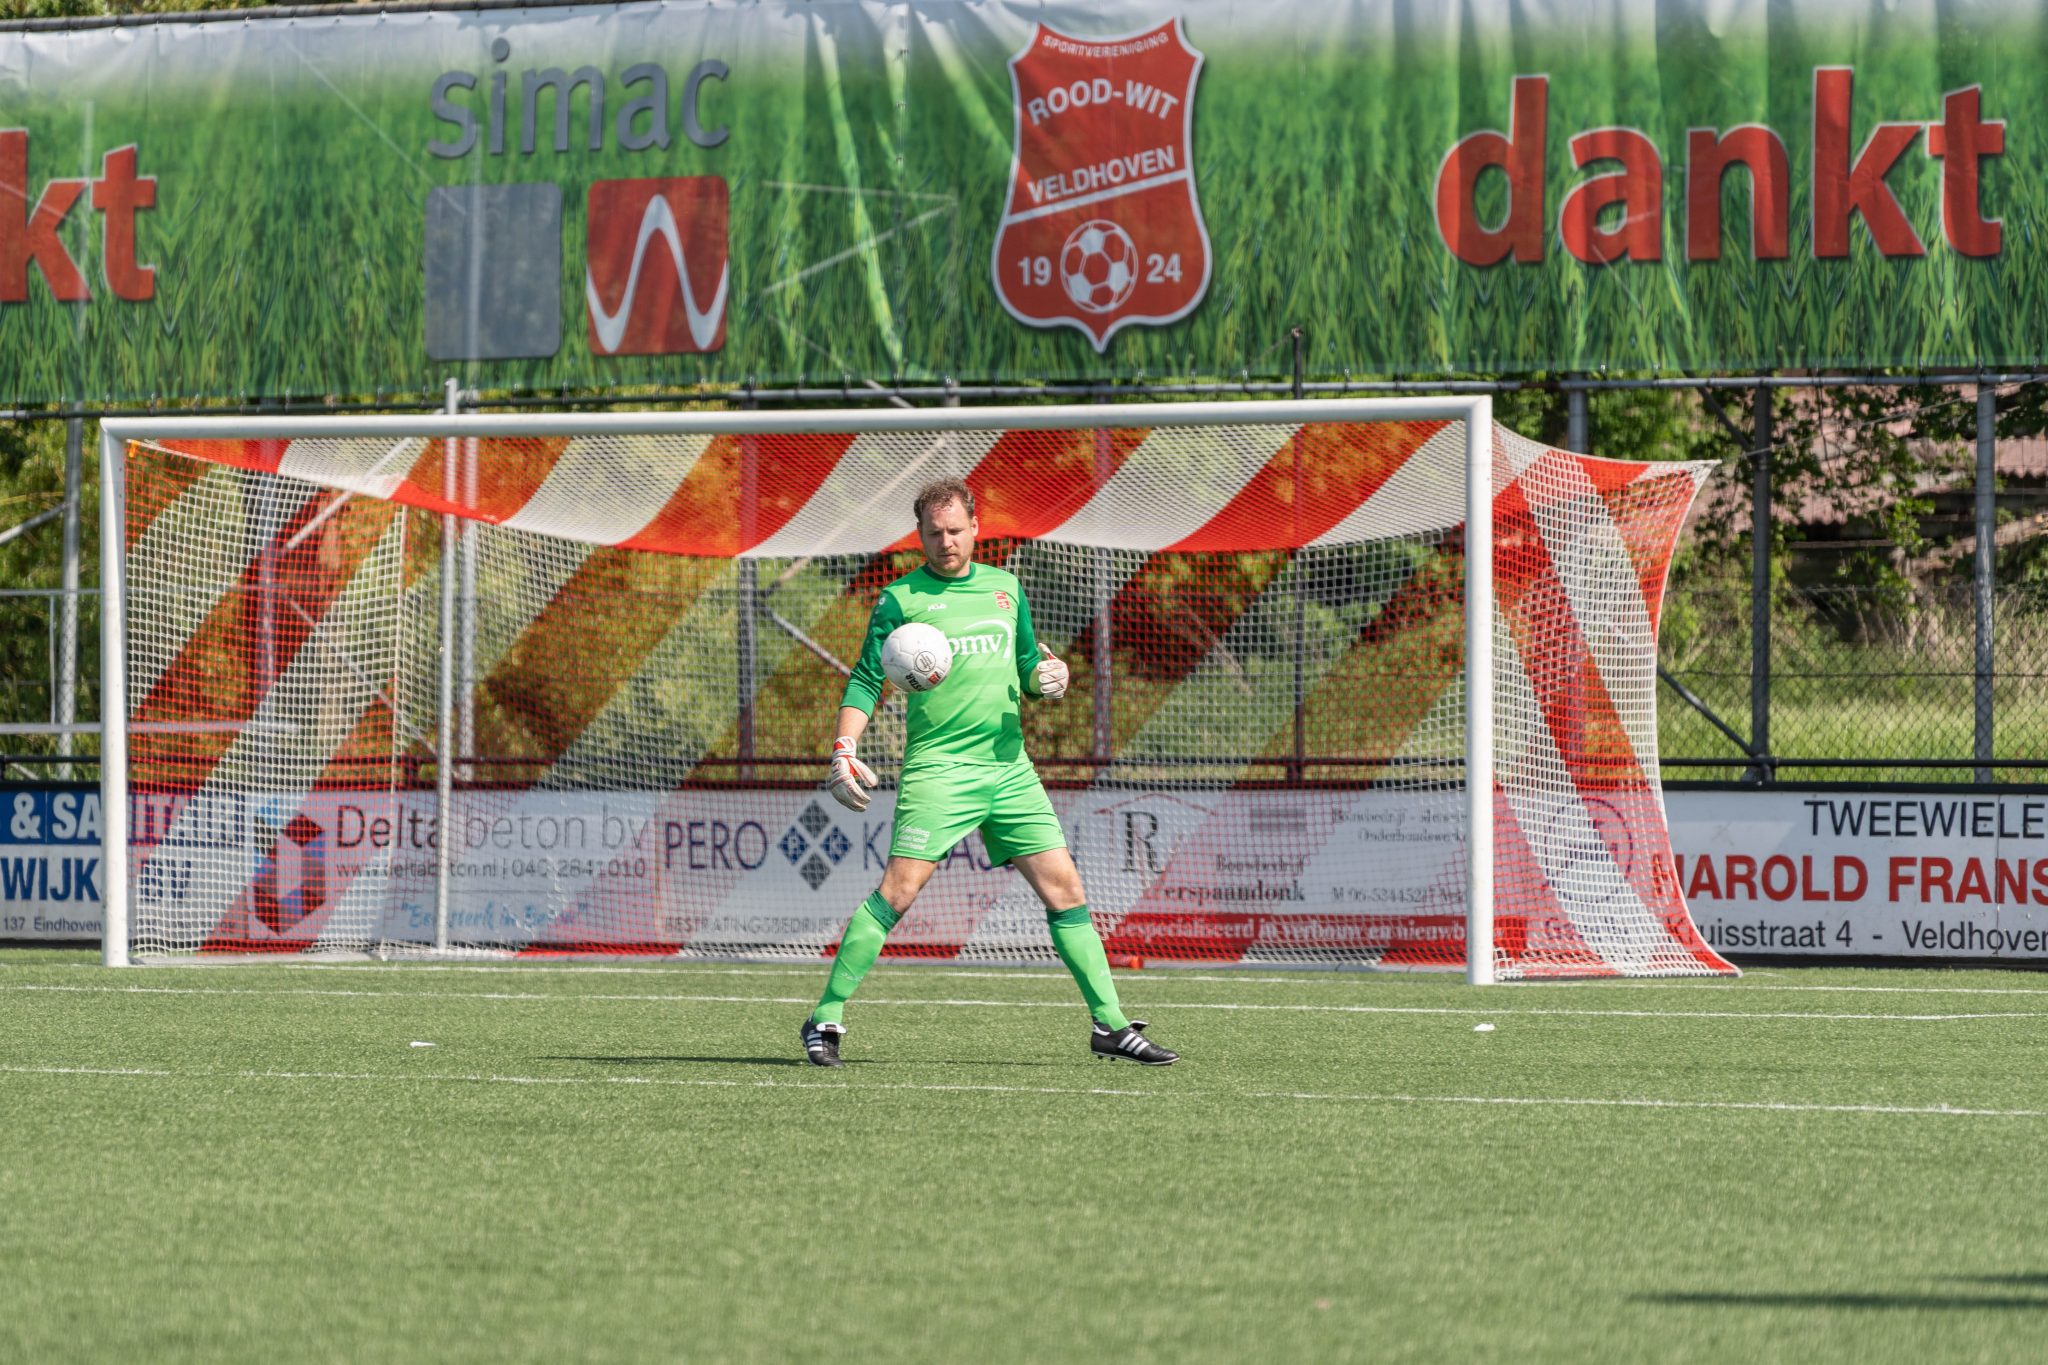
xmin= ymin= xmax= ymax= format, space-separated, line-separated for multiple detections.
xmin=800 ymin=477 xmax=1178 ymax=1068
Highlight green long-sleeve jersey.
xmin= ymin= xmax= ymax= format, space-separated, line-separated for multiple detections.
xmin=840 ymin=562 xmax=1043 ymax=766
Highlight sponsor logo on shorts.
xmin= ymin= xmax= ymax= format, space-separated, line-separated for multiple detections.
xmin=897 ymin=825 xmax=933 ymax=849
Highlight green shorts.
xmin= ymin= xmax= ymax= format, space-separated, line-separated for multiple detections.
xmin=890 ymin=759 xmax=1067 ymax=866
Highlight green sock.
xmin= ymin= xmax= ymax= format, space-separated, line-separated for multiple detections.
xmin=813 ymin=891 xmax=900 ymax=1026
xmin=1047 ymin=904 xmax=1129 ymax=1031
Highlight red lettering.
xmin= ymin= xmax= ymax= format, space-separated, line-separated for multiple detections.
xmin=1762 ymin=855 xmax=1798 ymax=902
xmin=1888 ymin=856 xmax=1915 ymax=901
xmin=91 ymin=144 xmax=156 ymax=301
xmin=1921 ymin=856 xmax=1955 ymax=903
xmin=1685 ymin=125 xmax=1790 ymax=261
xmin=1955 ymin=857 xmax=1991 ymax=905
xmin=1438 ymin=68 xmax=2003 ymax=269
xmin=1835 ymin=856 xmax=1867 ymax=901
xmin=1561 ymin=128 xmax=1663 ymax=263
xmin=2035 ymin=859 xmax=2048 ymax=906
xmin=1684 ymin=855 xmax=1721 ymax=900
xmin=1725 ymin=855 xmax=1758 ymax=900
xmin=0 ymin=131 xmax=89 ymax=303
xmin=1812 ymin=67 xmax=1925 ymax=257
xmin=1925 ymin=85 xmax=2004 ymax=257
xmin=1797 ymin=854 xmax=1832 ymax=902
xmin=1435 ymin=75 xmax=1548 ymax=266
xmin=1995 ymin=859 xmax=2027 ymax=907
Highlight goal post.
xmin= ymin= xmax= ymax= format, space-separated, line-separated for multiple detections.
xmin=97 ymin=398 xmax=1732 ymax=980
xmin=99 ymin=424 xmax=130 ymax=968
xmin=1463 ymin=398 xmax=1493 ymax=986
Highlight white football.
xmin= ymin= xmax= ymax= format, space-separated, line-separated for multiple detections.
xmin=881 ymin=621 xmax=953 ymax=694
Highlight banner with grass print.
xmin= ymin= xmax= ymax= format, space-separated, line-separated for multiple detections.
xmin=0 ymin=0 xmax=2036 ymax=402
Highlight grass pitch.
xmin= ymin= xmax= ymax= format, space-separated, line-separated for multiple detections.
xmin=4 ymin=951 xmax=2048 ymax=1363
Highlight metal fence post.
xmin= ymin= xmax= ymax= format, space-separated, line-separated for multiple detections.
xmin=57 ymin=414 xmax=82 ymax=780
xmin=1092 ymin=401 xmax=1113 ymax=772
xmin=434 ymin=380 xmax=460 ymax=953
xmin=737 ymin=392 xmax=759 ymax=784
xmin=1565 ymin=381 xmax=1589 ymax=454
xmin=1974 ymin=384 xmax=1996 ymax=784
xmin=1751 ymin=383 xmax=1772 ymax=784
xmin=1290 ymin=327 xmax=1307 ymax=783
xmin=458 ymin=427 xmax=477 ymax=786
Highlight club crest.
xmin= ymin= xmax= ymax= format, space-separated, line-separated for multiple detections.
xmin=991 ymin=18 xmax=1211 ymax=352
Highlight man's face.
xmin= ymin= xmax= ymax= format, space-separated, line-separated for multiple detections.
xmin=918 ymin=496 xmax=978 ymax=577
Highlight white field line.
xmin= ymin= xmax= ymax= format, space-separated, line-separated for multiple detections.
xmin=300 ymin=962 xmax=1429 ymax=987
xmin=1581 ymin=981 xmax=2048 ymax=998
xmin=107 ymin=962 xmax=2048 ymax=999
xmin=1 ymin=1064 xmax=2042 ymax=1120
xmin=283 ymin=963 xmax=1088 ymax=981
xmin=2 ymin=983 xmax=2037 ymax=1023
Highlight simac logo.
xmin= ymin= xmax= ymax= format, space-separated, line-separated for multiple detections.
xmin=585 ymin=177 xmax=729 ymax=355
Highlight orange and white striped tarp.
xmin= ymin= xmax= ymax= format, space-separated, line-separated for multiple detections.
xmin=116 ymin=412 xmax=1732 ymax=977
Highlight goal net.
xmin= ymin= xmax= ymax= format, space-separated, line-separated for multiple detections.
xmin=99 ymin=401 xmax=1732 ymax=979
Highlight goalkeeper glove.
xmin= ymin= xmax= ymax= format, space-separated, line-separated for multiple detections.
xmin=828 ymin=736 xmax=878 ymax=812
xmin=1035 ymin=644 xmax=1070 ymax=701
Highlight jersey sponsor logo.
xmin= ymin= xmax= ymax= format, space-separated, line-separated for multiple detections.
xmin=993 ymin=590 xmax=1013 ymax=611
xmin=947 ymin=618 xmax=1016 ymax=660
xmin=991 ymin=19 xmax=1211 ymax=352
xmin=924 ymin=600 xmax=948 ymax=611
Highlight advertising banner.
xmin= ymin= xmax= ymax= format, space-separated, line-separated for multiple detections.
xmin=115 ymin=783 xmax=1466 ymax=959
xmin=1671 ymin=790 xmax=2048 ymax=960
xmin=1 ymin=785 xmax=103 ymax=941
xmin=0 ymin=0 xmax=2037 ymax=402
xmin=17 ymin=782 xmax=2048 ymax=962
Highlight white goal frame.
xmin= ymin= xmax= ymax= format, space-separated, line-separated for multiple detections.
xmin=98 ymin=397 xmax=1497 ymax=980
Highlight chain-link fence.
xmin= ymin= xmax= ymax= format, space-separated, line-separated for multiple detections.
xmin=6 ymin=381 xmax=2047 ymax=787
xmin=1655 ymin=377 xmax=2048 ymax=786
xmin=1661 ymin=573 xmax=2048 ymax=783
xmin=0 ymin=587 xmax=99 ymax=777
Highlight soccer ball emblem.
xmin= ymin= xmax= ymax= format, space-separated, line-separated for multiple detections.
xmin=1060 ymin=220 xmax=1138 ymax=315
xmin=881 ymin=621 xmax=953 ymax=694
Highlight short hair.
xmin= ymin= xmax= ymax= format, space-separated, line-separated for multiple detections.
xmin=913 ymin=477 xmax=976 ymax=526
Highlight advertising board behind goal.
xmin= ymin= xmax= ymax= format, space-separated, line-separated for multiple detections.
xmin=17 ymin=784 xmax=2048 ymax=962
